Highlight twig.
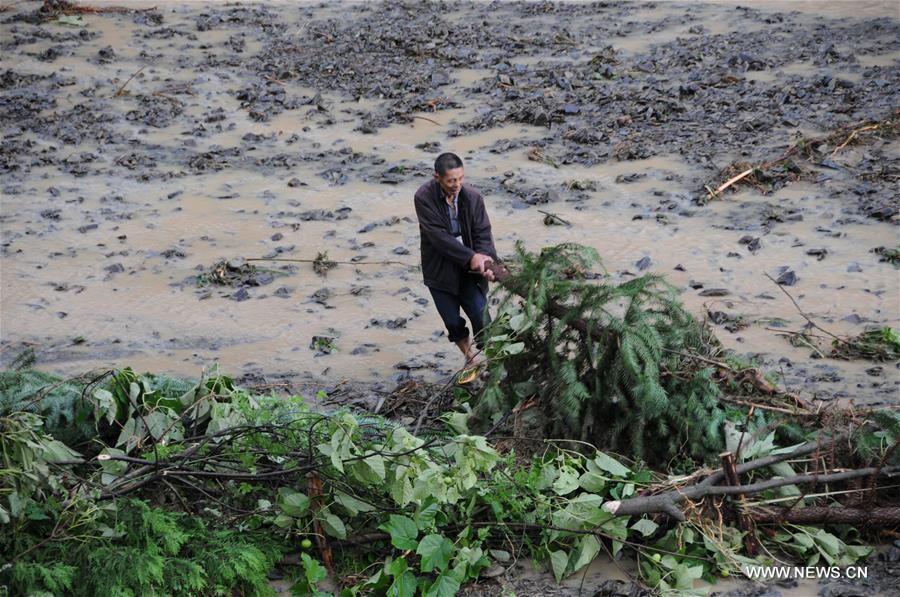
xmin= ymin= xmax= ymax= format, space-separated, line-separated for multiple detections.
xmin=245 ymin=257 xmax=412 ymax=266
xmin=719 ymin=397 xmax=815 ymax=416
xmin=408 ymin=115 xmax=441 ymax=126
xmin=114 ymin=65 xmax=146 ymax=97
xmin=707 ymin=167 xmax=754 ymax=201
xmin=764 ymin=273 xmax=846 ymax=344
xmin=537 ymin=210 xmax=571 ymax=225
xmin=831 ymin=124 xmax=880 ymax=157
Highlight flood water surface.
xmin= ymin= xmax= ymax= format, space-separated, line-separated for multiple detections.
xmin=1 ymin=1 xmax=897 ymax=406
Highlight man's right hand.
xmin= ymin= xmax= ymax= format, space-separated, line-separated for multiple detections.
xmin=470 ymin=253 xmax=495 ymax=280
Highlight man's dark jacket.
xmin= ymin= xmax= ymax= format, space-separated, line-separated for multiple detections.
xmin=414 ymin=179 xmax=497 ymax=295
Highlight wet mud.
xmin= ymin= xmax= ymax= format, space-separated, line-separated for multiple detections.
xmin=1 ymin=1 xmax=898 ymax=407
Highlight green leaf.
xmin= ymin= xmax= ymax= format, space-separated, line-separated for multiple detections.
xmin=334 ymin=491 xmax=375 ymax=516
xmin=115 ymin=417 xmax=144 ymax=453
xmin=388 ymin=556 xmax=408 ymax=577
xmin=144 ymin=410 xmax=176 ymax=440
xmin=414 ymin=501 xmax=440 ymax=530
xmin=424 ymin=573 xmax=460 ymax=597
xmin=500 ymin=342 xmax=525 ymax=356
xmin=362 ymin=453 xmax=386 ymax=481
xmin=550 ymin=549 xmax=569 ymax=582
xmin=443 ymin=411 xmax=470 ymax=435
xmin=273 ymin=514 xmax=294 ymax=528
xmin=280 ymin=490 xmax=310 ymax=517
xmin=301 ymin=553 xmax=327 ymax=585
xmin=98 ymin=447 xmax=127 ymax=485
xmin=92 ymin=388 xmax=117 ymax=425
xmin=552 ymin=466 xmax=580 ymax=495
xmin=508 ymin=313 xmax=529 ymax=332
xmin=593 ymin=451 xmax=630 ymax=477
xmin=386 ymin=570 xmax=416 ymax=597
xmin=321 ymin=512 xmax=347 ymax=539
xmin=673 ymin=563 xmax=704 ymax=590
xmin=42 ymin=438 xmax=80 ymax=462
xmin=380 ymin=515 xmax=419 ymax=550
xmin=571 ymin=535 xmax=602 ymax=572
xmin=631 ymin=518 xmax=659 ymax=537
xmin=813 ymin=529 xmax=841 ymax=556
xmin=416 ymin=534 xmax=454 ymax=573
xmin=578 ymin=471 xmax=606 ymax=493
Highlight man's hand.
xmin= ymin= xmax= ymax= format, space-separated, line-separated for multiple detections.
xmin=470 ymin=253 xmax=495 ymax=281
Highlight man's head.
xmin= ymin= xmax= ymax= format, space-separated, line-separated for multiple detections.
xmin=434 ymin=152 xmax=464 ymax=197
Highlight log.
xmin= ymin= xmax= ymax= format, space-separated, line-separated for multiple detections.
xmin=750 ymin=506 xmax=900 ymax=526
xmin=604 ymin=464 xmax=899 ymax=521
xmin=602 ymin=433 xmax=850 ymax=521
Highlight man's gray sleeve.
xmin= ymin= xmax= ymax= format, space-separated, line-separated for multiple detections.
xmin=415 ymin=194 xmax=476 ymax=267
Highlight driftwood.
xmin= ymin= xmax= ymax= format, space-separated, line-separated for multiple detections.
xmin=749 ymin=506 xmax=900 ymax=526
xmin=601 ymin=433 xmax=900 ymax=521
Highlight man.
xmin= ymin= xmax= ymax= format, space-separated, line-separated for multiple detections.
xmin=414 ymin=152 xmax=497 ymax=371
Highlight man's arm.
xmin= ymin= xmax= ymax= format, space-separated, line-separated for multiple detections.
xmin=414 ymin=194 xmax=476 ymax=267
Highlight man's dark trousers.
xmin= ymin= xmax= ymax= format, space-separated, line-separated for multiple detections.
xmin=429 ymin=274 xmax=489 ymax=347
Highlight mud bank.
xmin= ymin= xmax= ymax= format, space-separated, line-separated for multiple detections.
xmin=1 ymin=0 xmax=898 ymax=406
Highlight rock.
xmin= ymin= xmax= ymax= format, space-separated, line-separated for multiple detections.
xmin=818 ymin=584 xmax=867 ymax=597
xmin=635 ymin=256 xmax=651 ymax=271
xmin=806 ymin=248 xmax=827 ymax=261
xmin=708 ymin=310 xmax=730 ymax=325
xmin=430 ymin=70 xmax=450 ymax=86
xmin=846 ymin=263 xmax=862 ymax=273
xmin=230 ymin=288 xmax=251 ymax=301
xmin=775 ymin=270 xmax=798 ymax=286
xmin=699 ymin=288 xmax=730 ymax=297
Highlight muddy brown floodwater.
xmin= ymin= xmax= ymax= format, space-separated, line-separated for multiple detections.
xmin=1 ymin=1 xmax=899 ymax=594
xmin=1 ymin=0 xmax=898 ymax=406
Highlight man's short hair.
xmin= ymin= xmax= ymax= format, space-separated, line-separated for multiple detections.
xmin=434 ymin=152 xmax=463 ymax=176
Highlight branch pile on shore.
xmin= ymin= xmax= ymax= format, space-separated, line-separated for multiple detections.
xmin=3 ymin=244 xmax=898 ymax=596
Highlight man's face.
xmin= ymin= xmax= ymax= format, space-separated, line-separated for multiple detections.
xmin=434 ymin=167 xmax=464 ymax=198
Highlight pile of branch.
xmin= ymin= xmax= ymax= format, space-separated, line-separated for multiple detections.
xmin=602 ymin=431 xmax=899 ymax=524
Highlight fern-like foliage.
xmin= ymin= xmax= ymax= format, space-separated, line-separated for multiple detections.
xmin=3 ymin=499 xmax=283 ymax=597
xmin=477 ymin=243 xmax=727 ymax=466
xmin=0 ymin=370 xmax=95 ymax=445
